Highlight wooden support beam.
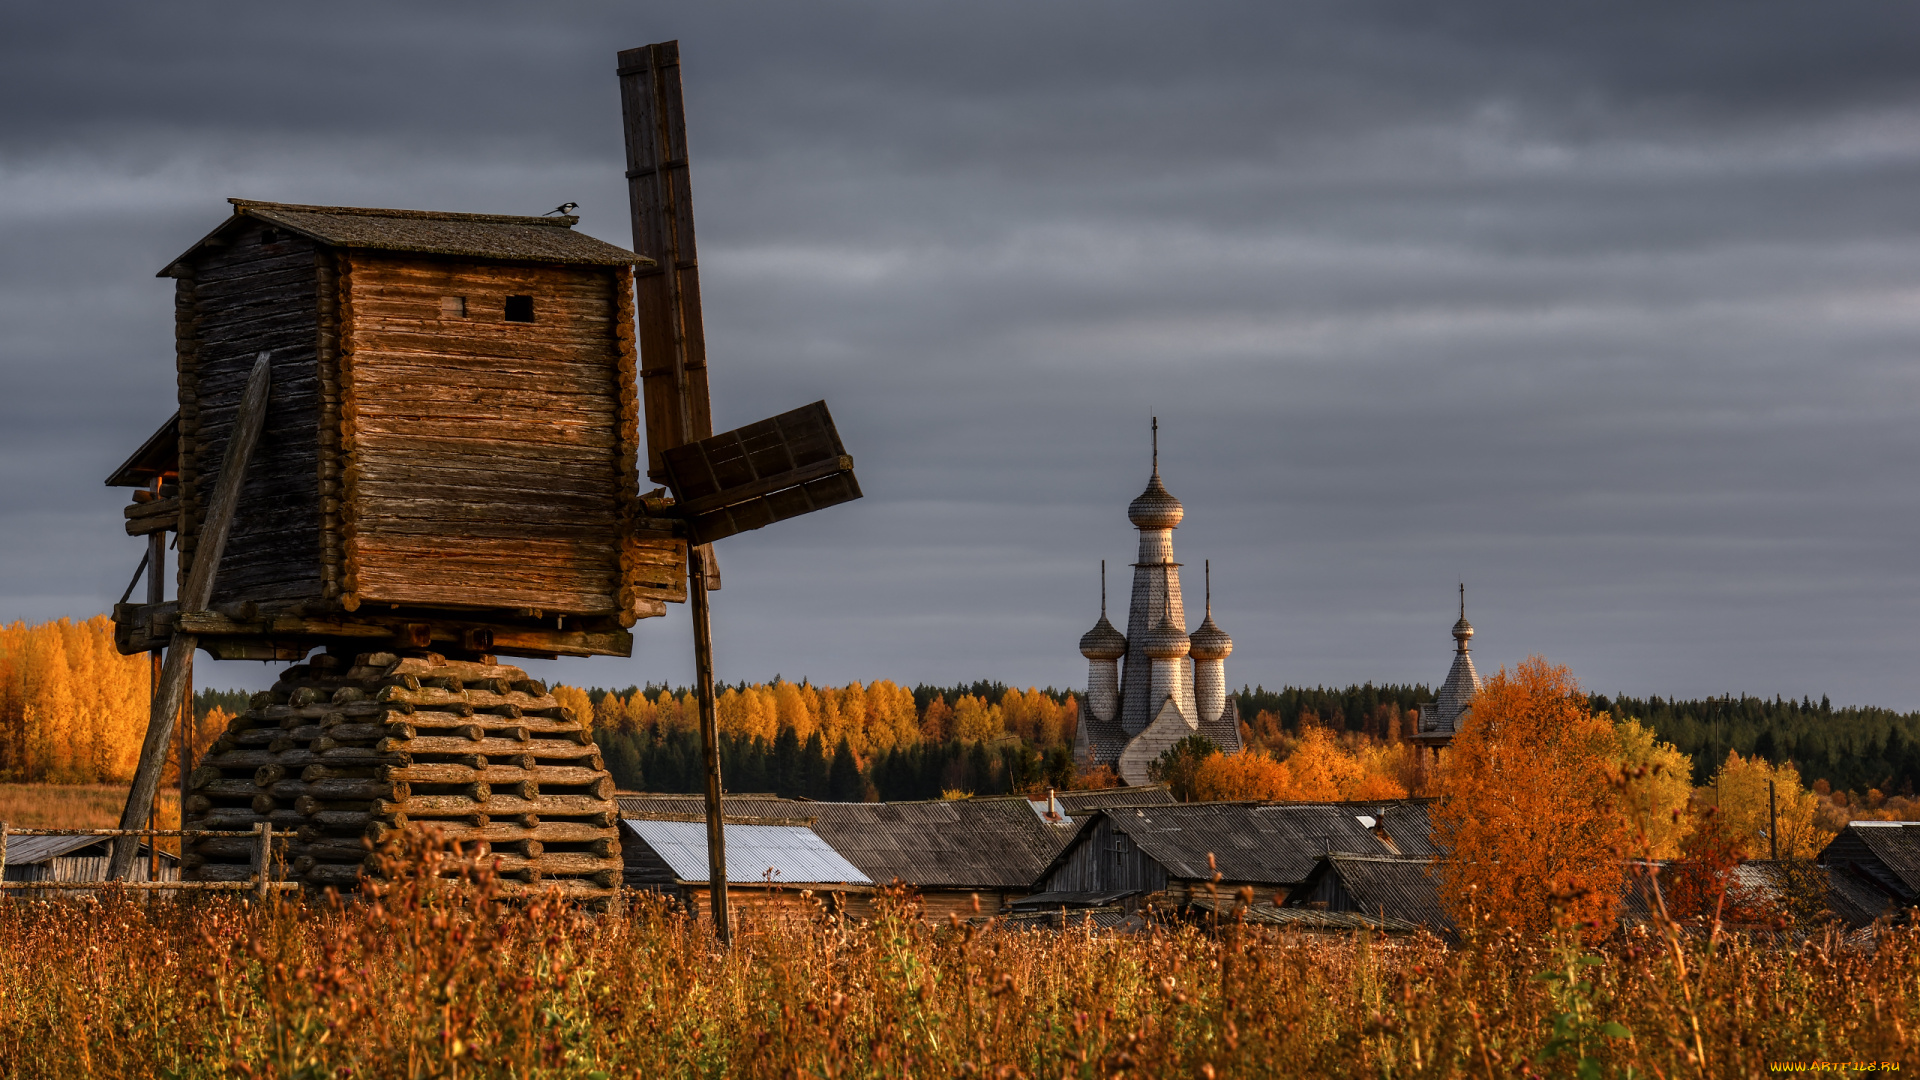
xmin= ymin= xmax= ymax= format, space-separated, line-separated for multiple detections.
xmin=689 ymin=542 xmax=729 ymax=944
xmin=111 ymin=353 xmax=271 ymax=879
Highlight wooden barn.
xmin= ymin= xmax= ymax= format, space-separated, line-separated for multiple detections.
xmin=115 ymin=198 xmax=677 ymax=664
xmin=1819 ymin=820 xmax=1920 ymax=914
xmin=1028 ymin=801 xmax=1435 ymax=911
xmin=1284 ymin=853 xmax=1453 ymax=936
xmin=618 ymin=787 xmax=1176 ymax=919
xmin=2 ymin=834 xmax=178 ymax=891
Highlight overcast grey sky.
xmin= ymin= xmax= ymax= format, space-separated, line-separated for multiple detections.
xmin=5 ymin=1 xmax=1920 ymax=704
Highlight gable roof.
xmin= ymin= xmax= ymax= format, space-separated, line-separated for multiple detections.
xmin=1049 ymin=802 xmax=1404 ymax=887
xmin=1821 ymin=821 xmax=1920 ymax=904
xmin=1 ymin=833 xmax=177 ymax=868
xmin=161 ymin=199 xmax=651 ymax=275
xmin=1293 ymin=854 xmax=1455 ymax=933
xmin=621 ymin=818 xmax=870 ymax=886
xmin=617 ymin=793 xmax=1087 ymax=890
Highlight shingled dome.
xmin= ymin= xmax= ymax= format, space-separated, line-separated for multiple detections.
xmin=160 ymin=199 xmax=652 ymax=276
xmin=1079 ymin=613 xmax=1127 ymax=660
xmin=1188 ymin=612 xmax=1233 ymax=661
xmin=1143 ymin=608 xmax=1191 ymax=660
xmin=1127 ymin=469 xmax=1184 ymax=530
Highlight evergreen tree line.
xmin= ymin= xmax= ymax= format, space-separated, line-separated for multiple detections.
xmin=594 ymin=720 xmax=1079 ymax=802
xmin=1233 ymin=684 xmax=1433 ymax=738
xmin=1595 ymin=693 xmax=1920 ymax=794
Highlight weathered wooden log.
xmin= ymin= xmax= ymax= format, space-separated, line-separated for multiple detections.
xmin=381 ymin=763 xmax=604 ymax=786
xmin=478 ymin=851 xmax=620 ymax=876
xmin=491 ymin=875 xmax=617 ymax=898
xmin=303 ymin=863 xmax=367 ymax=887
xmin=372 ymin=793 xmax=608 ymax=818
xmin=301 ymin=764 xmax=379 ymax=783
xmin=375 ymin=735 xmax=600 ymax=759
xmin=201 ymin=749 xmax=320 ymax=770
xmin=254 ymin=764 xmax=286 ymax=787
xmin=381 ymin=820 xmax=616 ymax=844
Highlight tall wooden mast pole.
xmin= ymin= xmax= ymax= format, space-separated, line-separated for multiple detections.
xmin=619 ymin=40 xmax=728 ymax=942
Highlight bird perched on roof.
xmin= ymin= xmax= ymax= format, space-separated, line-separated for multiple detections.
xmin=546 ymin=202 xmax=579 ymax=216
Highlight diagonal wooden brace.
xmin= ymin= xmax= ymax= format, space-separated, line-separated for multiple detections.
xmin=110 ymin=354 xmax=272 ymax=879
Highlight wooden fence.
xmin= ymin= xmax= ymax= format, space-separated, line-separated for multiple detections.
xmin=0 ymin=824 xmax=297 ymax=897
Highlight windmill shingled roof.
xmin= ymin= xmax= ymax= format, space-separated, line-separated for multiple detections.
xmin=161 ymin=199 xmax=651 ymax=275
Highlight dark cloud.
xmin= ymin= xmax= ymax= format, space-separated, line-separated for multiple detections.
xmin=5 ymin=1 xmax=1920 ymax=704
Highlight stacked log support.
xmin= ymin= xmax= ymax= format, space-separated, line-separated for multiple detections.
xmin=183 ymin=650 xmax=620 ymax=899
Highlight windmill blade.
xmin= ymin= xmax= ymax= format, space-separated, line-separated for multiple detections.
xmin=618 ymin=40 xmax=714 ymax=484
xmin=663 ymin=401 xmax=862 ymax=545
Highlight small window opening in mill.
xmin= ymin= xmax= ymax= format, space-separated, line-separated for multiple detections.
xmin=259 ymin=228 xmax=280 ymax=245
xmin=504 ymin=295 xmax=535 ymax=323
xmin=440 ymin=296 xmax=467 ymax=318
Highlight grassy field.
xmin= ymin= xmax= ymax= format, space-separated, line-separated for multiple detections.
xmin=0 ymin=783 xmax=181 ymax=853
xmin=0 ymin=833 xmax=1909 ymax=1078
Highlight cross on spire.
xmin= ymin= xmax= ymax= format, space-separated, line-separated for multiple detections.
xmin=1205 ymin=558 xmax=1212 ymax=617
xmin=1459 ymin=581 xmax=1465 ymax=620
xmin=1100 ymin=559 xmax=1107 ymax=616
xmin=1151 ymin=416 xmax=1158 ymax=471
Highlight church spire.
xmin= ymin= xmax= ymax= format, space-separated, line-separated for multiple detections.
xmin=1453 ymin=582 xmax=1474 ymax=654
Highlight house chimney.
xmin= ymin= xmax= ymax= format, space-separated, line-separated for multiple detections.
xmin=1047 ymin=788 xmax=1058 ymax=818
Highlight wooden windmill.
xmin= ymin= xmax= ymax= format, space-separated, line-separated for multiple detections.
xmin=618 ymin=40 xmax=862 ymax=940
xmin=101 ymin=41 xmax=860 ymax=919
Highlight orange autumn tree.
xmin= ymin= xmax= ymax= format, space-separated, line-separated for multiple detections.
xmin=1434 ymin=657 xmax=1627 ymax=939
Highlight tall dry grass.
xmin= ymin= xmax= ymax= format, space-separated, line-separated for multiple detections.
xmin=0 ymin=834 xmax=1909 ymax=1078
xmin=0 ymin=783 xmax=178 ymax=833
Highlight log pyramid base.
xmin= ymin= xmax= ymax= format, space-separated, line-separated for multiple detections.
xmin=183 ymin=650 xmax=621 ymax=900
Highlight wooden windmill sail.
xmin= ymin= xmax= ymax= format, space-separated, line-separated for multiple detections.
xmin=619 ymin=40 xmax=861 ymax=941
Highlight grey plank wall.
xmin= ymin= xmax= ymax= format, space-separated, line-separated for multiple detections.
xmin=186 ymin=222 xmax=322 ymax=606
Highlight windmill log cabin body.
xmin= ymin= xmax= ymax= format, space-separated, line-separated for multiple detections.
xmin=103 ymin=200 xmax=683 ymax=896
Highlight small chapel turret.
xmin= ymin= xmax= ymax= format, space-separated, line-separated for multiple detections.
xmin=1410 ymin=584 xmax=1484 ymax=772
xmin=1074 ymin=422 xmax=1242 ymax=784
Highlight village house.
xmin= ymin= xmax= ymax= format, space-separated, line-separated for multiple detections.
xmin=618 ymin=787 xmax=1175 ymax=918
xmin=1025 ymin=801 xmax=1437 ymax=913
xmin=1817 ymin=820 xmax=1920 ymax=919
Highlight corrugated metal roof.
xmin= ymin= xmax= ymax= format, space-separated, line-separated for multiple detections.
xmin=1052 ymin=787 xmax=1176 ymax=812
xmin=161 ymin=199 xmax=650 ymax=274
xmin=1849 ymin=821 xmax=1920 ymax=898
xmin=621 ymin=819 xmax=870 ymax=886
xmin=1311 ymin=854 xmax=1455 ymax=933
xmin=1092 ymin=803 xmax=1403 ymax=885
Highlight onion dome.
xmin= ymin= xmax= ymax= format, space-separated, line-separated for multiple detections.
xmin=1080 ymin=613 xmax=1127 ymax=660
xmin=1144 ymin=608 xmax=1191 ymax=660
xmin=1127 ymin=469 xmax=1184 ymax=530
xmin=1452 ymin=583 xmax=1474 ymax=653
xmin=1189 ymin=560 xmax=1232 ymax=660
xmin=1189 ymin=613 xmax=1232 ymax=661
